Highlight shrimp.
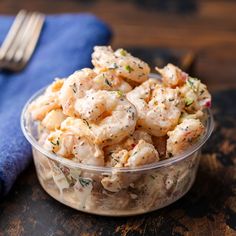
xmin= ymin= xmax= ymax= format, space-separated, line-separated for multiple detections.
xmin=125 ymin=140 xmax=159 ymax=167
xmin=59 ymin=68 xmax=133 ymax=116
xmin=42 ymin=109 xmax=66 ymax=131
xmin=166 ymin=118 xmax=205 ymax=157
xmin=127 ymin=79 xmax=184 ymax=137
xmin=29 ymin=79 xmax=64 ymax=120
xmin=73 ymin=90 xmax=137 ymax=146
xmin=179 ymin=110 xmax=204 ymax=123
xmin=60 ymin=117 xmax=91 ymax=136
xmin=59 ymin=68 xmax=97 ymax=116
xmin=101 ymin=139 xmax=159 ymax=192
xmin=156 ymin=64 xmax=211 ymax=112
xmin=92 ymin=46 xmax=150 ymax=83
xmin=156 ymin=63 xmax=188 ymax=88
xmin=93 ymin=70 xmax=132 ymax=93
xmin=104 ymin=129 xmax=153 ymax=167
xmin=101 ymin=131 xmax=158 ymax=192
xmin=180 ymin=77 xmax=211 ymax=113
xmin=44 ymin=129 xmax=104 ymax=166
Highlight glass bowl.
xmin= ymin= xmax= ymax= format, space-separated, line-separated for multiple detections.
xmin=21 ymin=86 xmax=214 ymax=216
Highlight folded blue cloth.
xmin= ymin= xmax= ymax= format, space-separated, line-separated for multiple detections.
xmin=0 ymin=14 xmax=112 ymax=197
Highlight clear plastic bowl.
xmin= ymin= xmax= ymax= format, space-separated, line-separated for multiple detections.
xmin=21 ymin=87 xmax=214 ymax=216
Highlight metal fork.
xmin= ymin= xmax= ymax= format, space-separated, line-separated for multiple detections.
xmin=0 ymin=10 xmax=45 ymax=71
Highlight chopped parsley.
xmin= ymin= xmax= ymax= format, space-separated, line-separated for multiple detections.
xmin=132 ymin=112 xmax=135 ymax=120
xmin=105 ymin=79 xmax=112 ymax=87
xmin=185 ymin=97 xmax=194 ymax=107
xmin=79 ymin=178 xmax=92 ymax=187
xmin=125 ymin=65 xmax=134 ymax=73
xmin=200 ymin=89 xmax=205 ymax=95
xmin=127 ymin=107 xmax=135 ymax=120
xmin=50 ymin=139 xmax=60 ymax=146
xmin=109 ymin=63 xmax=118 ymax=69
xmin=83 ymin=119 xmax=91 ymax=129
xmin=120 ymin=49 xmax=127 ymax=56
xmin=116 ymin=90 xmax=123 ymax=97
xmin=70 ymin=83 xmax=77 ymax=94
xmin=187 ymin=77 xmax=199 ymax=92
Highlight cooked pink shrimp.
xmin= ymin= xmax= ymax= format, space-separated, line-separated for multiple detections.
xmin=59 ymin=68 xmax=96 ymax=116
xmin=73 ymin=90 xmax=137 ymax=146
xmin=156 ymin=64 xmax=211 ymax=112
xmin=42 ymin=109 xmax=66 ymax=131
xmin=156 ymin=63 xmax=188 ymax=88
xmin=166 ymin=118 xmax=205 ymax=157
xmin=127 ymin=79 xmax=184 ymax=137
xmin=44 ymin=129 xmax=104 ymax=166
xmin=180 ymin=77 xmax=211 ymax=113
xmin=104 ymin=129 xmax=153 ymax=167
xmin=101 ymin=139 xmax=159 ymax=192
xmin=93 ymin=70 xmax=132 ymax=93
xmin=59 ymin=68 xmax=133 ymax=116
xmin=92 ymin=46 xmax=150 ymax=83
xmin=28 ymin=80 xmax=64 ymax=120
xmin=125 ymin=140 xmax=159 ymax=167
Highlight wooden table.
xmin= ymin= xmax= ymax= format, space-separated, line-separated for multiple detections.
xmin=0 ymin=1 xmax=236 ymax=235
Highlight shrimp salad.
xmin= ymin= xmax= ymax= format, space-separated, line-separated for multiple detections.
xmin=26 ymin=46 xmax=212 ymax=215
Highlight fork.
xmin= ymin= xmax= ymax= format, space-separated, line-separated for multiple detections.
xmin=0 ymin=10 xmax=45 ymax=71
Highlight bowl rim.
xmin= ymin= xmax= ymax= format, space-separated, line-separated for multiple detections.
xmin=21 ymin=76 xmax=214 ymax=173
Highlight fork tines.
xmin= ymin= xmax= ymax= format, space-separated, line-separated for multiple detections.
xmin=0 ymin=10 xmax=45 ymax=71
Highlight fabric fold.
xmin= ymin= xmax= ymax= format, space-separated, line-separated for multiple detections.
xmin=0 ymin=13 xmax=112 ymax=196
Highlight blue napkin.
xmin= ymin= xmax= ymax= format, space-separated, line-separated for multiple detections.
xmin=0 ymin=14 xmax=112 ymax=197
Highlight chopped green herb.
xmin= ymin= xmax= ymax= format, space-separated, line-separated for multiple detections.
xmin=185 ymin=97 xmax=194 ymax=107
xmin=109 ymin=63 xmax=118 ymax=69
xmin=70 ymin=83 xmax=77 ymax=94
xmin=187 ymin=78 xmax=194 ymax=88
xmin=113 ymin=158 xmax=119 ymax=163
xmin=120 ymin=49 xmax=127 ymax=56
xmin=116 ymin=90 xmax=123 ymax=97
xmin=50 ymin=141 xmax=57 ymax=145
xmin=105 ymin=79 xmax=112 ymax=87
xmin=150 ymin=175 xmax=155 ymax=180
xmin=133 ymin=151 xmax=138 ymax=156
xmin=168 ymin=98 xmax=175 ymax=102
xmin=83 ymin=119 xmax=91 ymax=129
xmin=132 ymin=112 xmax=135 ymax=120
xmin=187 ymin=77 xmax=199 ymax=92
xmin=79 ymin=178 xmax=92 ymax=187
xmin=200 ymin=89 xmax=205 ymax=95
xmin=125 ymin=65 xmax=134 ymax=73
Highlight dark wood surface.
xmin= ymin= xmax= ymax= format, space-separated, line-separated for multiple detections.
xmin=0 ymin=0 xmax=236 ymax=235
